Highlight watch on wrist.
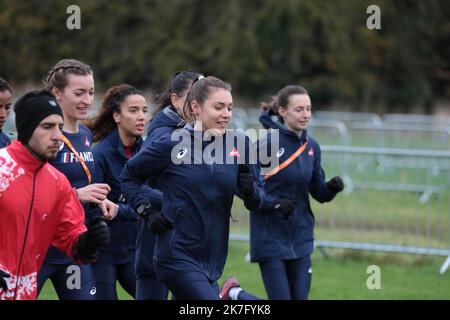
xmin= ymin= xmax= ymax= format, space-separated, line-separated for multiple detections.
xmin=136 ymin=203 xmax=152 ymax=219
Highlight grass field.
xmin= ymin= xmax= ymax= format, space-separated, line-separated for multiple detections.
xmin=38 ymin=241 xmax=450 ymax=300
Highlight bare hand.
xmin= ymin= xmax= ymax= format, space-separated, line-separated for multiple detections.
xmin=99 ymin=199 xmax=118 ymax=220
xmin=76 ymin=183 xmax=111 ymax=204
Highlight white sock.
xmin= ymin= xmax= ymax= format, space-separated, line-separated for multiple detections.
xmin=228 ymin=287 xmax=242 ymax=300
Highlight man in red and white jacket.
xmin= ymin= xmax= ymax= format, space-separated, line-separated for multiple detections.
xmin=0 ymin=90 xmax=110 ymax=300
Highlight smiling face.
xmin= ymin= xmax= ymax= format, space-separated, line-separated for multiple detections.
xmin=26 ymin=114 xmax=64 ymax=161
xmin=52 ymin=74 xmax=95 ymax=122
xmin=191 ymin=88 xmax=233 ymax=135
xmin=113 ymin=94 xmax=148 ymax=138
xmin=0 ymin=89 xmax=12 ymax=130
xmin=278 ymin=94 xmax=311 ymax=133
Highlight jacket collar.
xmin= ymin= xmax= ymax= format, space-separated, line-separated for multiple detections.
xmin=7 ymin=140 xmax=46 ymax=172
xmin=147 ymin=105 xmax=185 ymax=136
xmin=259 ymin=109 xmax=308 ymax=143
xmin=163 ymin=105 xmax=186 ymax=127
xmin=106 ymin=128 xmax=143 ymax=159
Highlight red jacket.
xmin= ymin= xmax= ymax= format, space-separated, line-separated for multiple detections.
xmin=0 ymin=141 xmax=87 ymax=300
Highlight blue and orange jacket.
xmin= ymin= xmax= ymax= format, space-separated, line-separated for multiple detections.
xmin=250 ymin=110 xmax=337 ymax=262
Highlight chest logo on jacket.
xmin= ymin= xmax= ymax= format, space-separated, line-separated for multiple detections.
xmin=177 ymin=148 xmax=188 ymax=159
xmin=0 ymin=149 xmax=25 ymax=195
xmin=308 ymin=148 xmax=314 ymax=157
xmin=117 ymin=194 xmax=126 ymax=203
xmin=228 ymin=147 xmax=240 ymax=157
xmin=59 ymin=151 xmax=94 ymax=164
xmin=170 ymin=128 xmax=277 ymax=167
xmin=276 ymin=148 xmax=285 ymax=158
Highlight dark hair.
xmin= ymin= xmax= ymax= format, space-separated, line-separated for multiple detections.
xmin=44 ymin=59 xmax=93 ymax=91
xmin=183 ymin=76 xmax=232 ymax=121
xmin=87 ymin=84 xmax=143 ymax=142
xmin=260 ymin=85 xmax=309 ymax=115
xmin=0 ymin=77 xmax=12 ymax=93
xmin=153 ymin=71 xmax=200 ymax=117
xmin=260 ymin=96 xmax=277 ymax=113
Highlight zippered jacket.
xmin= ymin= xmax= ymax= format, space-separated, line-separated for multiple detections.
xmin=0 ymin=141 xmax=86 ymax=300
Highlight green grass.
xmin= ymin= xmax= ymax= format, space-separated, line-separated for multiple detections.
xmin=38 ymin=242 xmax=450 ymax=300
xmin=38 ymin=278 xmax=134 ymax=300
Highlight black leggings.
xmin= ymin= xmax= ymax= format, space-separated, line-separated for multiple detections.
xmin=91 ymin=261 xmax=136 ymax=300
xmin=37 ymin=263 xmax=96 ymax=300
xmin=162 ymin=271 xmax=221 ymax=300
xmin=259 ymin=256 xmax=312 ymax=300
xmin=136 ymin=273 xmax=169 ymax=300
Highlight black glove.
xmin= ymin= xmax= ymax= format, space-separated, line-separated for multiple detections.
xmin=274 ymin=198 xmax=295 ymax=218
xmin=327 ymin=176 xmax=344 ymax=194
xmin=139 ymin=204 xmax=174 ymax=234
xmin=238 ymin=164 xmax=254 ymax=195
xmin=74 ymin=217 xmax=111 ymax=262
xmin=147 ymin=212 xmax=174 ymax=234
xmin=0 ymin=270 xmax=10 ymax=291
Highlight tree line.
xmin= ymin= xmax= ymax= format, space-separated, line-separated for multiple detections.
xmin=0 ymin=0 xmax=448 ymax=113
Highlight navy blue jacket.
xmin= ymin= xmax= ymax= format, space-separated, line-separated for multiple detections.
xmin=121 ymin=124 xmax=271 ymax=282
xmin=250 ymin=110 xmax=336 ymax=262
xmin=91 ymin=128 xmax=143 ymax=264
xmin=134 ymin=106 xmax=184 ymax=276
xmin=0 ymin=131 xmax=11 ymax=148
xmin=45 ymin=125 xmax=95 ymax=264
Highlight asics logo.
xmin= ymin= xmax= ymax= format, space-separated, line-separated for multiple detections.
xmin=177 ymin=148 xmax=188 ymax=159
xmin=276 ymin=148 xmax=285 ymax=158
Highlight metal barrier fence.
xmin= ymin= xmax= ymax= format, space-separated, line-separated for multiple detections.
xmin=229 ymin=108 xmax=450 ymax=273
xmin=313 ymin=145 xmax=450 ymax=272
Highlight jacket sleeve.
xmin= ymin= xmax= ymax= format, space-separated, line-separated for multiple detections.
xmin=50 ymin=178 xmax=87 ymax=260
xmin=91 ymin=147 xmax=137 ymax=221
xmin=120 ymin=134 xmax=171 ymax=211
xmin=116 ymin=203 xmax=135 ymax=220
xmin=244 ymin=164 xmax=280 ymax=212
xmin=84 ymin=149 xmax=107 ymax=221
xmin=234 ymin=135 xmax=278 ymax=211
xmin=308 ymin=141 xmax=335 ymax=203
xmin=253 ymin=135 xmax=281 ymax=212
